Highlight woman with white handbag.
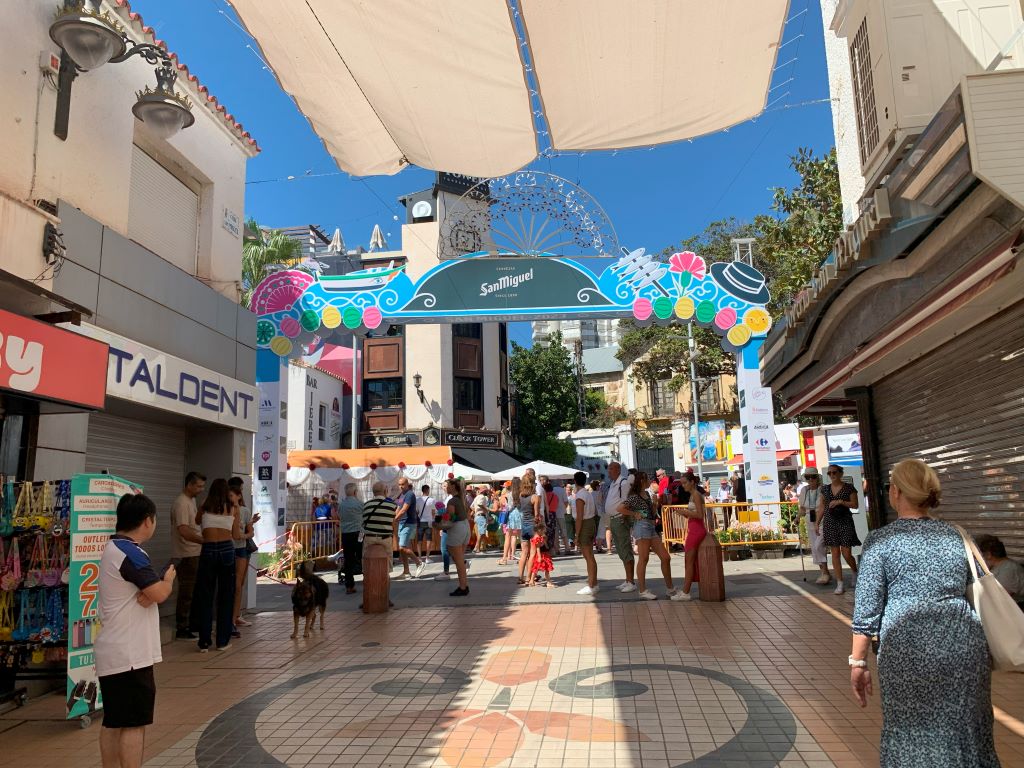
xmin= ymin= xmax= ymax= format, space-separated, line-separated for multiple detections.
xmin=849 ymin=459 xmax=1000 ymax=767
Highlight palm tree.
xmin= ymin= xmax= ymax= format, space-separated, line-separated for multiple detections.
xmin=241 ymin=218 xmax=304 ymax=308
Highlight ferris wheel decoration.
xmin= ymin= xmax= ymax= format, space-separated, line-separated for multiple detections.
xmin=438 ymin=171 xmax=620 ymax=260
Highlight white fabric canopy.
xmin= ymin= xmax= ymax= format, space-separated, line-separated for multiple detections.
xmin=490 ymin=459 xmax=579 ymax=481
xmin=229 ymin=0 xmax=789 ymax=177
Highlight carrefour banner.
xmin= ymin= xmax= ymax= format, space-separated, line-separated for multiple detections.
xmin=253 ymin=251 xmax=773 ymax=358
xmin=66 ymin=473 xmax=141 ymax=720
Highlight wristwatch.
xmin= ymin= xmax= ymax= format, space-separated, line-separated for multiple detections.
xmin=848 ymin=656 xmax=868 ymax=669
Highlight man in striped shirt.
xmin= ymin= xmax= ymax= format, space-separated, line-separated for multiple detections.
xmin=362 ymin=481 xmax=398 ymax=550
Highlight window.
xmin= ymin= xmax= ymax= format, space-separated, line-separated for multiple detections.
xmin=453 ymin=323 xmax=482 ymax=339
xmin=455 ymin=377 xmax=482 ymax=411
xmin=318 ymin=403 xmax=327 ymax=441
xmin=364 ymin=379 xmax=403 ymax=410
xmin=128 ymin=145 xmax=199 ymax=273
xmin=850 ymin=18 xmax=879 ymax=165
xmin=498 ymin=322 xmax=508 ymax=352
xmin=698 ymin=379 xmax=722 ymax=414
xmin=368 ymin=324 xmax=403 ymax=338
xmin=650 ymin=378 xmax=675 ymax=418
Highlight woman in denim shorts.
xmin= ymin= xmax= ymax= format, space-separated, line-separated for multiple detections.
xmin=623 ymin=472 xmax=681 ymax=601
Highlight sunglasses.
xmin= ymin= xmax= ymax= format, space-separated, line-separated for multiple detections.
xmin=827 ymin=470 xmax=841 ymax=476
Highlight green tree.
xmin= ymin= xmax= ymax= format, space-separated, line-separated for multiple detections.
xmin=755 ymin=147 xmax=843 ymax=316
xmin=509 ymin=332 xmax=581 ymax=450
xmin=530 ymin=437 xmax=577 ymax=467
xmin=583 ymin=389 xmax=627 ymax=429
xmin=241 ymin=218 xmax=304 ymax=308
xmin=616 ymin=148 xmax=842 ymax=412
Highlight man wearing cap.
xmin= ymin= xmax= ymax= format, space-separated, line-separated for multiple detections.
xmin=798 ymin=467 xmax=829 ymax=584
xmin=604 ymin=461 xmax=636 ymax=592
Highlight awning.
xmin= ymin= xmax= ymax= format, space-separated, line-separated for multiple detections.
xmin=729 ymin=450 xmax=799 ymax=464
xmin=451 ymin=448 xmax=525 ymax=474
xmin=229 ymin=0 xmax=790 ymax=176
xmin=288 ymin=447 xmax=452 ymax=468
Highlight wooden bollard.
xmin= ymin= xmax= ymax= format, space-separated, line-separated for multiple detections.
xmin=697 ymin=534 xmax=726 ymax=602
xmin=362 ymin=537 xmax=391 ymax=614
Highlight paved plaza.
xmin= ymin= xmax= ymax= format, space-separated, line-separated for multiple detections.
xmin=3 ymin=553 xmax=1024 ymax=767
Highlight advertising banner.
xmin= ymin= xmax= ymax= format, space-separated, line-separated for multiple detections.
xmin=67 ymin=473 xmax=141 ymax=720
xmin=735 ymin=343 xmax=779 ymax=526
xmin=826 ymin=425 xmax=863 ymax=466
xmin=689 ymin=420 xmax=727 ymax=462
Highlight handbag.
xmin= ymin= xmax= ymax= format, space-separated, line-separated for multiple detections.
xmin=0 ymin=537 xmax=23 ymax=591
xmin=956 ymin=525 xmax=1024 ymax=671
xmin=42 ymin=537 xmax=65 ymax=587
xmin=0 ymin=590 xmax=13 ymax=641
xmin=245 ymin=537 xmax=259 ymax=554
xmin=23 ymin=535 xmax=46 ymax=589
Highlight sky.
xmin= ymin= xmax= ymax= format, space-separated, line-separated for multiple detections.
xmin=130 ymin=0 xmax=837 ymax=348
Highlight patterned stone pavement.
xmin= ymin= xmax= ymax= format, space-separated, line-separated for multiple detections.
xmin=3 ymin=557 xmax=1024 ymax=767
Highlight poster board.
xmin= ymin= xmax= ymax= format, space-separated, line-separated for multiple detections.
xmin=66 ymin=473 xmax=141 ymax=720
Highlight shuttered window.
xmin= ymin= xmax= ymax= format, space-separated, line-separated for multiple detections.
xmin=128 ymin=145 xmax=199 ymax=274
xmin=874 ymin=301 xmax=1024 ymax=556
xmin=850 ymin=18 xmax=879 ymax=166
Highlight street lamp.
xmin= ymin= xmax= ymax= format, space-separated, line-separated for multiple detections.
xmin=48 ymin=0 xmax=194 ymax=141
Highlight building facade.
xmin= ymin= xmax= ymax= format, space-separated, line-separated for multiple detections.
xmin=286 ymin=361 xmax=351 ymax=452
xmin=763 ymin=0 xmax=1024 ymax=553
xmin=532 ymin=318 xmax=623 ymax=350
xmin=0 ymin=1 xmax=259 ymax=578
xmin=356 ymin=174 xmax=513 ymax=462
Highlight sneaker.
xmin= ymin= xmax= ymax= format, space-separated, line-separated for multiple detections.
xmin=198 ymin=646 xmax=209 ymax=654
xmin=400 ymin=573 xmax=415 ymax=580
xmin=215 ymin=644 xmax=231 ymax=652
xmin=666 ymin=588 xmax=678 ymax=597
xmin=424 ymin=557 xmax=432 ymax=564
xmin=434 ymin=572 xmax=451 ymax=580
xmin=670 ymin=590 xmax=692 ymax=602
xmin=176 ymin=630 xmax=197 ymax=640
xmin=618 ymin=582 xmax=638 ymax=593
xmin=327 ymin=551 xmax=343 ymax=563
xmin=576 ymin=585 xmax=596 ymax=596
xmin=230 ymin=630 xmax=242 ymax=639
xmin=848 ymin=573 xmax=858 ymax=588
xmin=638 ymin=590 xmax=657 ymax=600
xmin=834 ymin=582 xmax=845 ymax=595
xmin=414 ymin=562 xmax=426 ymax=578
xmin=449 ymin=587 xmax=469 ymax=597
xmin=815 ymin=573 xmax=831 ymax=585
xmin=235 ymin=618 xmax=252 ymax=627
xmin=465 ymin=560 xmax=472 ymax=571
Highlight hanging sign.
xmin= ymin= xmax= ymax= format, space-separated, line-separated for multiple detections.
xmin=67 ymin=473 xmax=142 ymax=720
xmin=252 ymin=250 xmax=772 ymax=359
xmin=441 ymin=430 xmax=501 ymax=447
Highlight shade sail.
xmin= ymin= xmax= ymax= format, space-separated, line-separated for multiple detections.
xmin=229 ymin=0 xmax=789 ymax=177
xmin=490 ymin=459 xmax=579 ymax=481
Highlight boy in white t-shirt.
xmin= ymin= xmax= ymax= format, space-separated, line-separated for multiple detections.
xmin=416 ymin=485 xmax=436 ymax=562
xmin=95 ymin=493 xmax=176 ymax=768
xmin=573 ymin=471 xmax=600 ymax=595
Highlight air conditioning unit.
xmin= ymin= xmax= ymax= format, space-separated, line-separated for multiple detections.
xmin=832 ymin=0 xmax=1024 ymax=188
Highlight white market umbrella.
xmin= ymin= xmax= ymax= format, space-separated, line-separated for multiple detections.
xmin=449 ymin=463 xmax=493 ymax=483
xmin=489 ymin=459 xmax=579 ymax=482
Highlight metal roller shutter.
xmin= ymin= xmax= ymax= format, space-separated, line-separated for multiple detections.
xmin=874 ymin=300 xmax=1024 ymax=556
xmin=85 ymin=413 xmax=187 ymax=607
xmin=128 ymin=145 xmax=199 ymax=274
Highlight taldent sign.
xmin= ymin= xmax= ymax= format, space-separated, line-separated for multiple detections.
xmin=69 ymin=324 xmax=257 ymax=432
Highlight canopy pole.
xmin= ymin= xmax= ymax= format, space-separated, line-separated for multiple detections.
xmin=351 ymin=335 xmax=359 ymax=449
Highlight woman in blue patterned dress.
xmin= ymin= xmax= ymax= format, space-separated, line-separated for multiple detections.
xmin=850 ymin=459 xmax=999 ymax=767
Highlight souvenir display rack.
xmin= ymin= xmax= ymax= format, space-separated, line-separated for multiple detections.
xmin=0 ymin=477 xmax=71 ymax=709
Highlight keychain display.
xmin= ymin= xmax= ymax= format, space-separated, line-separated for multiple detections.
xmin=0 ymin=537 xmax=22 ymax=591
xmin=31 ymin=482 xmax=55 ymax=531
xmin=11 ymin=482 xmax=31 ymax=531
xmin=0 ymin=479 xmax=14 ymax=537
xmin=51 ymin=481 xmax=70 ymax=537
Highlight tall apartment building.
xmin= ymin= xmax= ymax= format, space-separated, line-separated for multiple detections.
xmin=532 ymin=318 xmax=623 ymax=350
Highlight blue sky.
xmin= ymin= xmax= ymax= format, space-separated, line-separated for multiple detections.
xmin=132 ymin=0 xmax=836 ymax=348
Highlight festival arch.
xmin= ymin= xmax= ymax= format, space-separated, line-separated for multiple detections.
xmin=250 ymin=173 xmax=781 ymax=544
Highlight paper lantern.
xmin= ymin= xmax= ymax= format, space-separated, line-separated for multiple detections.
xmin=286 ymin=463 xmax=291 ymax=470
xmin=714 ymin=307 xmax=737 ymax=330
xmin=363 ymin=306 xmax=382 ymax=329
xmin=369 ymin=463 xmax=378 ymax=470
xmin=743 ymin=307 xmax=772 ymax=334
xmin=398 ymin=462 xmax=406 ymax=469
xmin=300 ymin=309 xmax=320 ymax=332
xmin=653 ymin=296 xmax=673 ymax=320
xmin=424 ymin=461 xmax=432 ymax=467
xmin=321 ymin=305 xmax=342 ymax=329
xmin=308 ymin=463 xmax=316 ymax=470
xmin=695 ymin=300 xmax=716 ymax=324
xmin=632 ymin=297 xmax=653 ymax=321
xmin=447 ymin=459 xmax=454 ymax=466
xmin=448 ymin=473 xmax=455 ymax=480
xmin=674 ymin=297 xmax=695 ymax=320
xmin=269 ymin=336 xmax=292 ymax=356
xmin=727 ymin=325 xmax=752 ymax=348
xmin=341 ymin=463 xmax=350 ymax=470
xmin=342 ymin=306 xmax=362 ymax=329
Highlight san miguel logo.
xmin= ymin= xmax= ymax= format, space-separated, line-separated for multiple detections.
xmin=480 ymin=269 xmax=534 ymax=296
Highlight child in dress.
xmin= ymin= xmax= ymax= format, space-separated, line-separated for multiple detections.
xmin=527 ymin=517 xmax=554 ymax=588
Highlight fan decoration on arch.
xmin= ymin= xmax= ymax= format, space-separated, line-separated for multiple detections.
xmin=251 ymin=249 xmax=772 ymax=359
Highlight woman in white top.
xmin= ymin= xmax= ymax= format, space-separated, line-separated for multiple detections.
xmin=190 ymin=478 xmax=241 ymax=652
xmin=798 ymin=468 xmax=829 ymax=584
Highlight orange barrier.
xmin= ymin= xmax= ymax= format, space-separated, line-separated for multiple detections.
xmin=661 ymin=502 xmax=800 ymax=546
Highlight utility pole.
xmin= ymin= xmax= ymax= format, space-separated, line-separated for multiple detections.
xmin=687 ymin=322 xmax=703 ymax=480
xmin=574 ymin=337 xmax=586 ymax=427
xmin=350 ymin=334 xmax=359 ymax=449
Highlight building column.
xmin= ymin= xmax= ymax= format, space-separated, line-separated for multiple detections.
xmin=614 ymin=421 xmax=637 ymax=470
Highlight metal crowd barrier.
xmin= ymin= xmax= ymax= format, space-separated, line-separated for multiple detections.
xmin=660 ymin=501 xmax=801 ymax=544
xmin=286 ymin=520 xmax=340 ymax=579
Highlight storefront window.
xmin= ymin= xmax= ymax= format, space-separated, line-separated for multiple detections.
xmin=318 ymin=403 xmax=327 ymax=441
xmin=453 ymin=323 xmax=482 ymax=339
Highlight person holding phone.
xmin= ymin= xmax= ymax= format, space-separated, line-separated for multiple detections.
xmin=228 ymin=477 xmax=259 ymax=633
xmin=95 ymin=493 xmax=176 ymax=768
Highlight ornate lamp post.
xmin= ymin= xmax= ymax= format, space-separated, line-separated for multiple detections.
xmin=48 ymin=0 xmax=195 ymax=140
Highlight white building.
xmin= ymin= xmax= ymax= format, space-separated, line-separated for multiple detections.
xmin=0 ymin=1 xmax=259 ymax=576
xmin=286 ymin=362 xmax=350 ymax=452
xmin=532 ymin=318 xmax=622 ymax=350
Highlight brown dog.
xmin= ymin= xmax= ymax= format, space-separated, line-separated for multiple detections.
xmin=290 ymin=561 xmax=329 ymax=639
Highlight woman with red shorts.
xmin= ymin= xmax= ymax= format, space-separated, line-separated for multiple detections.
xmin=675 ymin=471 xmax=707 ymax=601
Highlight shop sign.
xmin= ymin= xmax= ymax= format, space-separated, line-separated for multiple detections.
xmin=441 ymin=429 xmax=501 ymax=447
xmin=0 ymin=308 xmax=107 ymax=408
xmin=67 ymin=324 xmax=258 ymax=432
xmin=361 ymin=432 xmax=421 ymax=448
xmin=826 ymin=425 xmax=862 ymax=467
xmin=258 ymin=466 xmax=273 ymax=481
xmin=67 ymin=472 xmax=142 ymax=720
